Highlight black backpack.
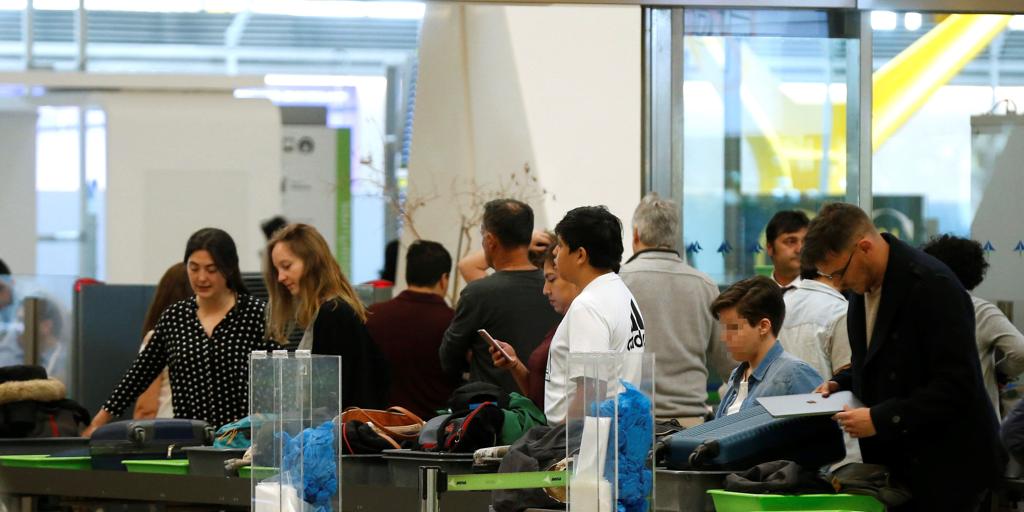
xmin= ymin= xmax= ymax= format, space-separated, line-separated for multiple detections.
xmin=419 ymin=382 xmax=510 ymax=453
xmin=447 ymin=382 xmax=510 ymax=411
xmin=435 ymin=402 xmax=504 ymax=453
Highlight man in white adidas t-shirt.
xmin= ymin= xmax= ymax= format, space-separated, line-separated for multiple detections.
xmin=544 ymin=206 xmax=646 ymax=424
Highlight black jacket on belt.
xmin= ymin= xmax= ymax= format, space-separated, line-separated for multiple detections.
xmin=832 ymin=233 xmax=1005 ymax=508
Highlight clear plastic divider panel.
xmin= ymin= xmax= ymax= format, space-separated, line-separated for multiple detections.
xmin=566 ymin=352 xmax=655 ymax=512
xmin=250 ymin=350 xmax=341 ymax=512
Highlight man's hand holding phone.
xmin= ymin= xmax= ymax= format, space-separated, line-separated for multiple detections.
xmin=480 ymin=329 xmax=518 ymax=368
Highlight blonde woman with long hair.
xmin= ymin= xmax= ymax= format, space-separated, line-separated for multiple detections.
xmin=265 ymin=223 xmax=389 ymax=408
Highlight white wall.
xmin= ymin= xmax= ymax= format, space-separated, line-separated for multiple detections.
xmin=281 ymin=125 xmax=339 ymax=252
xmin=102 ymin=93 xmax=281 ymax=284
xmin=0 ymin=107 xmax=37 ymax=274
xmin=503 ymin=5 xmax=641 ymax=231
xmin=404 ymin=3 xmax=641 ymax=288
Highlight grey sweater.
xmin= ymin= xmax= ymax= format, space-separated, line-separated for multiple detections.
xmin=973 ymin=295 xmax=1024 ymax=414
xmin=620 ymin=249 xmax=736 ymax=419
xmin=439 ymin=269 xmax=561 ymax=395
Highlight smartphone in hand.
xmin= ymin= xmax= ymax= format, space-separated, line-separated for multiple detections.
xmin=478 ymin=329 xmax=513 ymax=361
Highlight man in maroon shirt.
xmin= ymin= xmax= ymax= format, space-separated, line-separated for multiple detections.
xmin=367 ymin=240 xmax=457 ymax=419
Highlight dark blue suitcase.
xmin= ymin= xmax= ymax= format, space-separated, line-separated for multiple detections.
xmin=89 ymin=419 xmax=213 ymax=470
xmin=664 ymin=405 xmax=845 ymax=470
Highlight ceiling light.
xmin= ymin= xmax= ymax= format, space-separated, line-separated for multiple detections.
xmin=871 ymin=11 xmax=898 ymax=31
xmin=904 ymin=12 xmax=921 ymax=31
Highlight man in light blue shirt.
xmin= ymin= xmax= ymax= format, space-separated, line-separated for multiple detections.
xmin=711 ymin=276 xmax=822 ymax=418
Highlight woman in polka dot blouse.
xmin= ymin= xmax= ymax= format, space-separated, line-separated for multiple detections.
xmin=84 ymin=228 xmax=277 ymax=434
xmin=265 ymin=223 xmax=389 ymax=408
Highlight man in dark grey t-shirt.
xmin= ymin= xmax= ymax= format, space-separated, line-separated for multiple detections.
xmin=439 ymin=199 xmax=561 ymax=394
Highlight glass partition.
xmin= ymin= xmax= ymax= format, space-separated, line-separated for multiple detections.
xmin=867 ymin=11 xmax=1024 ymax=417
xmin=668 ymin=8 xmax=860 ymax=283
xmin=648 ymin=7 xmax=1024 ymax=420
xmin=651 ymin=7 xmax=1024 ymax=290
xmin=0 ymin=275 xmax=77 ymax=390
xmin=566 ymin=352 xmax=655 ymax=512
xmin=251 ymin=350 xmax=342 ymax=512
xmin=870 ymin=12 xmax=1016 ymax=245
xmin=868 ymin=12 xmax=1024 ymax=287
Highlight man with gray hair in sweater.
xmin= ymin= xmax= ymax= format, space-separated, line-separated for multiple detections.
xmin=620 ymin=193 xmax=736 ymax=425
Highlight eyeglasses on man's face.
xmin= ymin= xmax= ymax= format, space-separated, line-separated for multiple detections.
xmin=817 ymin=248 xmax=855 ymax=282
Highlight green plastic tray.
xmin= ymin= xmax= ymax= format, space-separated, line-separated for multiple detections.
xmin=122 ymin=459 xmax=190 ymax=475
xmin=239 ymin=465 xmax=278 ymax=480
xmin=0 ymin=454 xmax=92 ymax=470
xmin=708 ymin=490 xmax=884 ymax=512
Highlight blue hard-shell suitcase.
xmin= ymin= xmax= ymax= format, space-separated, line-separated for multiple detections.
xmin=664 ymin=405 xmax=845 ymax=470
xmin=89 ymin=419 xmax=213 ymax=470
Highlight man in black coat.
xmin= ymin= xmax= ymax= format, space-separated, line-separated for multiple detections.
xmin=803 ymin=202 xmax=1005 ymax=512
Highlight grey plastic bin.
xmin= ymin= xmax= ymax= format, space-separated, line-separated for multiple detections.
xmin=342 ymin=454 xmax=389 ymax=485
xmin=382 ymin=449 xmax=478 ymax=488
xmin=183 ymin=446 xmax=247 ymax=476
xmin=653 ymin=469 xmax=731 ymax=512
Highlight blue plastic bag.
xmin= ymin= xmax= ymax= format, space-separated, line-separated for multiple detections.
xmin=598 ymin=381 xmax=653 ymax=512
xmin=281 ymin=420 xmax=339 ymax=512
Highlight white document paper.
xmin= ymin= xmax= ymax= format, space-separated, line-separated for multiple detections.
xmin=571 ymin=416 xmax=614 ymax=511
xmin=253 ymin=482 xmax=307 ymax=512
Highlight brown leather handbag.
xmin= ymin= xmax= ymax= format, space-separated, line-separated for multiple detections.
xmin=340 ymin=406 xmax=426 ymax=444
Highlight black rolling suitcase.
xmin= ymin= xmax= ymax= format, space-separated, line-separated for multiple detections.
xmin=664 ymin=405 xmax=845 ymax=471
xmin=90 ymin=419 xmax=214 ymax=470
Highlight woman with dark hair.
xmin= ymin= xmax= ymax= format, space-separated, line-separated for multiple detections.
xmin=133 ymin=262 xmax=192 ymax=419
xmin=265 ymin=223 xmax=388 ymax=408
xmin=84 ymin=228 xmax=274 ymax=434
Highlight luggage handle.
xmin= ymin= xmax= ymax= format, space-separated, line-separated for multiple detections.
xmin=128 ymin=423 xmax=213 ymax=448
xmin=131 ymin=426 xmax=147 ymax=445
xmin=689 ymin=440 xmax=719 ymax=467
